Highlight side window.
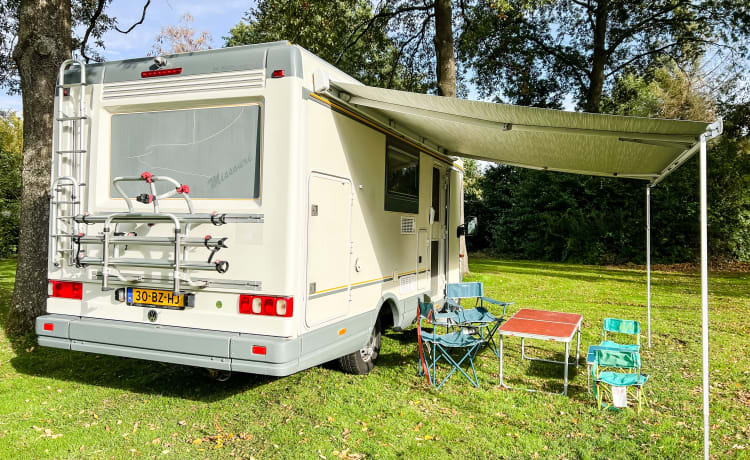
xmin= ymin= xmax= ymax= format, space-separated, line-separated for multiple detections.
xmin=385 ymin=137 xmax=419 ymax=213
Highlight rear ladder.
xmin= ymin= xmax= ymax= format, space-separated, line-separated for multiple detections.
xmin=50 ymin=59 xmax=88 ymax=267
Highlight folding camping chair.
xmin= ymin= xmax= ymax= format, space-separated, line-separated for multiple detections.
xmin=591 ymin=349 xmax=649 ymax=411
xmin=417 ymin=300 xmax=485 ymax=389
xmin=445 ymin=282 xmax=512 ymax=357
xmin=601 ymin=318 xmax=641 ymax=352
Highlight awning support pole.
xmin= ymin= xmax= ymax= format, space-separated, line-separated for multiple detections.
xmin=699 ymin=133 xmax=710 ymax=460
xmin=646 ymin=185 xmax=652 ymax=347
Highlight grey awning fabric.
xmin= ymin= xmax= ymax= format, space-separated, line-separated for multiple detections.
xmin=329 ymin=81 xmax=715 ymax=181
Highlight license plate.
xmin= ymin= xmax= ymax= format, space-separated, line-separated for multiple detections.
xmin=127 ymin=288 xmax=185 ymax=309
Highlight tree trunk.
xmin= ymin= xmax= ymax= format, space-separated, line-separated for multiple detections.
xmin=433 ymin=0 xmax=468 ymax=276
xmin=7 ymin=0 xmax=72 ymax=337
xmin=585 ymin=0 xmax=609 ymax=113
xmin=433 ymin=0 xmax=456 ymax=98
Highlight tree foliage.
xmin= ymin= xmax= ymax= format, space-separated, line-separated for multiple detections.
xmin=0 ymin=110 xmax=22 ymax=258
xmin=0 ymin=0 xmax=152 ymax=93
xmin=459 ymin=0 xmax=750 ymax=112
xmin=150 ymin=12 xmax=212 ymax=56
xmin=224 ymin=0 xmax=432 ymax=92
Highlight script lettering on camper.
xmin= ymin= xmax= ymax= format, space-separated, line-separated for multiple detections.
xmin=208 ymin=154 xmax=254 ymax=189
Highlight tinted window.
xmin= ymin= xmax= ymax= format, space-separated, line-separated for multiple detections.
xmin=385 ymin=137 xmax=419 ymax=213
xmin=110 ymin=104 xmax=261 ymax=199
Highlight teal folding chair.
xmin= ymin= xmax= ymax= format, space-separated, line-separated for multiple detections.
xmin=445 ymin=282 xmax=512 ymax=357
xmin=591 ymin=349 xmax=649 ymax=411
xmin=601 ymin=318 xmax=641 ymax=352
xmin=416 ymin=300 xmax=485 ymax=389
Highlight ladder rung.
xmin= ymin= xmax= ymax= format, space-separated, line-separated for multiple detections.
xmin=57 ymin=116 xmax=88 ymax=121
xmin=56 ymin=150 xmax=87 ymax=154
xmin=51 ymin=200 xmax=80 ymax=204
xmin=58 ymin=83 xmax=87 ymax=89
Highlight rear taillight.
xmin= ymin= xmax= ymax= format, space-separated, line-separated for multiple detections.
xmin=48 ymin=280 xmax=83 ymax=300
xmin=43 ymin=323 xmax=54 ymax=331
xmin=239 ymin=295 xmax=293 ymax=317
xmin=252 ymin=345 xmax=267 ymax=355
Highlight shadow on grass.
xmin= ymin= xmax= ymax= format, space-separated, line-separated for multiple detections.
xmin=10 ymin=346 xmax=275 ymax=402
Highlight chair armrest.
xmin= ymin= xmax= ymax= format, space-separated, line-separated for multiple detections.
xmin=480 ymin=297 xmax=513 ymax=306
xmin=480 ymin=298 xmax=513 ymax=318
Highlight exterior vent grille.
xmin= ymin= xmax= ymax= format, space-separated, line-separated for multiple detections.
xmin=102 ymin=69 xmax=265 ymax=100
xmin=400 ymin=216 xmax=416 ymax=234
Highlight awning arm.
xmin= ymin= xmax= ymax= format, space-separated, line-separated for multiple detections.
xmin=651 ymin=119 xmax=723 ymax=186
xmin=646 ymin=185 xmax=652 ymax=348
xmin=699 ymin=133 xmax=710 ymax=460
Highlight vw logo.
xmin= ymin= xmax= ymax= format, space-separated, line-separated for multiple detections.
xmin=147 ymin=310 xmax=158 ymax=322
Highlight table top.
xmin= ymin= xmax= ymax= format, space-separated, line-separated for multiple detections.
xmin=498 ymin=308 xmax=582 ymax=342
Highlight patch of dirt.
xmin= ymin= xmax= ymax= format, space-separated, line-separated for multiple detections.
xmin=739 ymin=390 xmax=750 ymax=408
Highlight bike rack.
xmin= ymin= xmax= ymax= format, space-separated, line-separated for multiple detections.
xmin=69 ymin=172 xmax=263 ymax=294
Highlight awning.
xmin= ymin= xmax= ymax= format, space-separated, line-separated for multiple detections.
xmin=325 ymin=81 xmax=721 ymax=183
xmin=315 ymin=76 xmax=722 ymax=459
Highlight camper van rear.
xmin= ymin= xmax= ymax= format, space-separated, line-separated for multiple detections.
xmin=36 ymin=41 xmax=463 ymax=378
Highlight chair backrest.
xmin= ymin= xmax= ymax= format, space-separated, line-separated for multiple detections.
xmin=418 ymin=300 xmax=434 ymax=320
xmin=446 ymin=282 xmax=483 ymax=300
xmin=602 ymin=318 xmax=641 ymax=345
xmin=594 ymin=349 xmax=640 ymax=372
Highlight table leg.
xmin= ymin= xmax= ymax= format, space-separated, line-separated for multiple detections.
xmin=563 ymin=341 xmax=570 ymax=396
xmin=575 ymin=327 xmax=581 ymax=366
xmin=499 ymin=334 xmax=504 ymax=387
xmin=521 ymin=337 xmax=525 ymax=360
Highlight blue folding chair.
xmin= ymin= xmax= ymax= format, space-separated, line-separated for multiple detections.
xmin=601 ymin=318 xmax=641 ymax=352
xmin=417 ymin=300 xmax=485 ymax=389
xmin=445 ymin=282 xmax=512 ymax=357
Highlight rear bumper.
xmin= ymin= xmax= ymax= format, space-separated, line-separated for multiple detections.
xmin=35 ymin=314 xmax=301 ymax=376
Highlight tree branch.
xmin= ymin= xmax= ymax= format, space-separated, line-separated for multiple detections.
xmin=115 ymin=0 xmax=151 ymax=34
xmin=604 ymin=42 xmax=679 ymax=77
xmin=570 ymin=0 xmax=593 ymax=12
xmin=80 ymin=0 xmax=107 ymax=63
xmin=606 ymin=4 xmax=681 ymax=54
xmin=387 ymin=13 xmax=433 ymax=88
xmin=335 ymin=2 xmax=435 ymax=65
xmin=525 ymin=34 xmax=586 ymax=87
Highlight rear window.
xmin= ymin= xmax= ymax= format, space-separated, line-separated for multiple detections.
xmin=110 ymin=104 xmax=262 ymax=199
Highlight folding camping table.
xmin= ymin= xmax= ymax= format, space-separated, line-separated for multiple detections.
xmin=498 ymin=308 xmax=582 ymax=396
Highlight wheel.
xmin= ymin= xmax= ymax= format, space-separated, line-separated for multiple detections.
xmin=339 ymin=320 xmax=381 ymax=375
xmin=205 ymin=368 xmax=232 ymax=382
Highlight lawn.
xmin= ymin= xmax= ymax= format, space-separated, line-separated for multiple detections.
xmin=1 ymin=256 xmax=748 ymax=459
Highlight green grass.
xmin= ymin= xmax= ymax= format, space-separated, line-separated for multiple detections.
xmin=1 ymin=256 xmax=749 ymax=459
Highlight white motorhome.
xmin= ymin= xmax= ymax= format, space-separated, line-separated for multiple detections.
xmin=36 ymin=41 xmax=465 ymax=377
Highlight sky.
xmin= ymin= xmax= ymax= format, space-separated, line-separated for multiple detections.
xmin=0 ymin=0 xmax=251 ymax=112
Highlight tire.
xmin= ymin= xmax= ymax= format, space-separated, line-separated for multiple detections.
xmin=339 ymin=319 xmax=381 ymax=375
xmin=204 ymin=368 xmax=232 ymax=382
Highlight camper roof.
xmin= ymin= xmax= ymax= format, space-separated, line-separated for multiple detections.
xmin=64 ymin=41 xmax=304 ymax=85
